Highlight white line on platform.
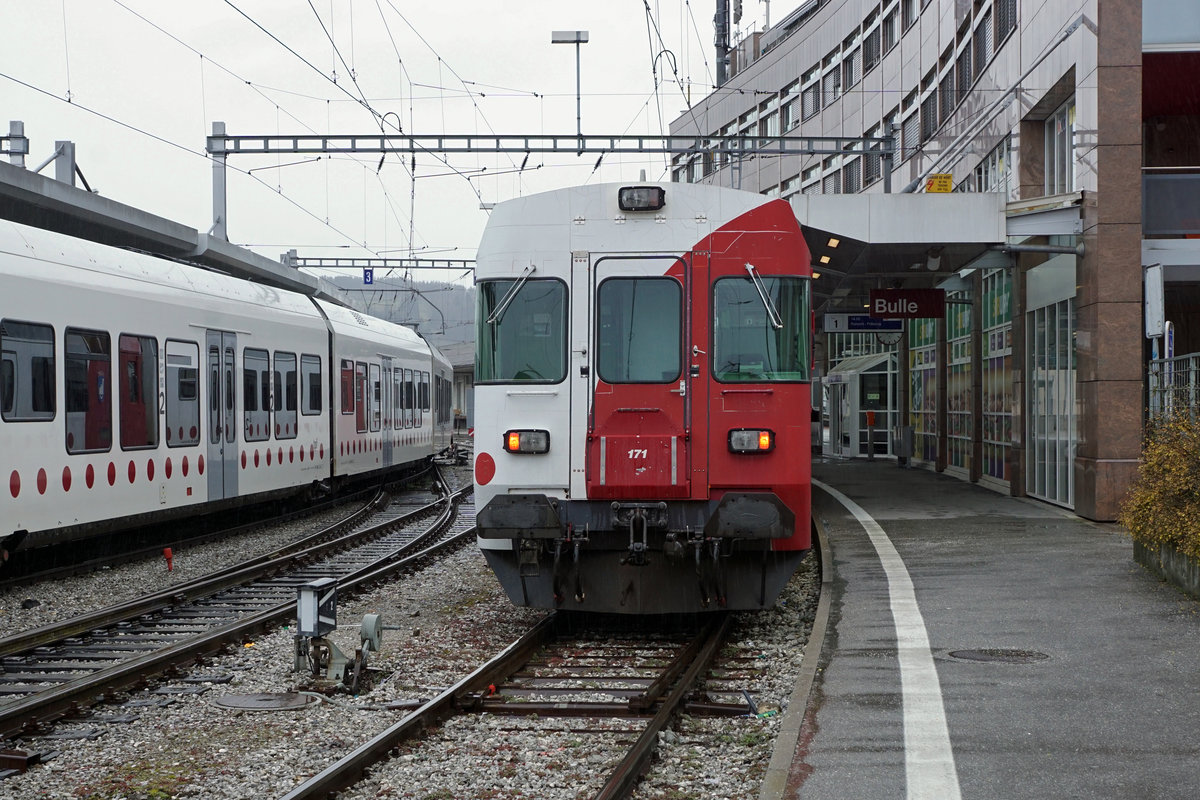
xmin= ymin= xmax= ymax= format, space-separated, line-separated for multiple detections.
xmin=814 ymin=479 xmax=962 ymax=800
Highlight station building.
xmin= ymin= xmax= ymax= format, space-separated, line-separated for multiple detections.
xmin=670 ymin=0 xmax=1199 ymax=521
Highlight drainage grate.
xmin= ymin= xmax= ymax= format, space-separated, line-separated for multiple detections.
xmin=948 ymin=648 xmax=1049 ymax=664
xmin=214 ymin=692 xmax=320 ymax=711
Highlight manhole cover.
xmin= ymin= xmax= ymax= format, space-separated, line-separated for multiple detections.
xmin=948 ymin=648 xmax=1049 ymax=664
xmin=214 ymin=692 xmax=320 ymax=711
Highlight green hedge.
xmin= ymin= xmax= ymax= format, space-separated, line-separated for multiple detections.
xmin=1119 ymin=411 xmax=1200 ymax=560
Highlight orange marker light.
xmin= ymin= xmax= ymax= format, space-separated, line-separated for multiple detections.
xmin=759 ymin=431 xmax=772 ymax=450
xmin=507 ymin=431 xmax=521 ymax=452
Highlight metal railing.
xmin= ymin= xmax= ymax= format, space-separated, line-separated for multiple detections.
xmin=1149 ymin=353 xmax=1200 ymax=417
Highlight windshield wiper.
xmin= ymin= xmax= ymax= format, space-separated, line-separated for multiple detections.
xmin=486 ymin=264 xmax=537 ymax=325
xmin=744 ymin=262 xmax=783 ymax=329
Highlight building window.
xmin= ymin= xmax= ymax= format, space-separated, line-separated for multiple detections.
xmin=843 ymin=157 xmax=862 ymax=193
xmin=1045 ymin=98 xmax=1076 ymax=195
xmin=969 ymin=135 xmax=1012 ymax=194
xmin=973 ymin=9 xmax=993 ymax=76
xmin=939 ymin=69 xmax=955 ymax=121
xmin=883 ymin=6 xmax=898 ymax=53
xmin=864 ymin=124 xmax=883 ymax=186
xmin=782 ymin=173 xmax=801 ymax=200
xmin=802 ymin=164 xmax=821 ymax=195
xmin=956 ymin=41 xmax=973 ymax=97
xmin=781 ymin=79 xmax=799 ymax=130
xmin=822 ymin=49 xmax=842 ymax=108
xmin=995 ymin=0 xmax=1017 ymax=43
xmin=902 ymin=0 xmax=918 ymax=31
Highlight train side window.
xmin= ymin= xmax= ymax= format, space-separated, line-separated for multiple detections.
xmin=355 ymin=362 xmax=368 ymax=433
xmin=118 ymin=334 xmax=159 ymax=450
xmin=369 ymin=363 xmax=381 ymax=432
xmin=340 ymin=359 xmax=354 ymax=415
xmin=1 ymin=354 xmax=13 ymax=416
xmin=301 ymin=355 xmax=322 ymax=415
xmin=274 ymin=351 xmax=297 ymax=438
xmin=596 ymin=277 xmax=681 ymax=383
xmin=420 ymin=372 xmax=430 ymax=430
xmin=404 ymin=369 xmax=414 ymax=428
xmin=244 ymin=348 xmax=270 ymax=442
xmin=64 ymin=328 xmax=112 ymax=454
xmin=392 ymin=368 xmax=402 ymax=429
xmin=166 ymin=340 xmax=200 ymax=447
xmin=712 ymin=275 xmax=811 ymax=382
xmin=0 ymin=319 xmax=56 ymax=422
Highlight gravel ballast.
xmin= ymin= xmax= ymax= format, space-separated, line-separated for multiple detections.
xmin=0 ymin=512 xmax=819 ymax=799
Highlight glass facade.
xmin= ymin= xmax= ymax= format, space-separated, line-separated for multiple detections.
xmin=908 ymin=318 xmax=937 ymax=463
xmin=946 ymin=293 xmax=971 ymax=472
xmin=981 ymin=269 xmax=1013 ymax=482
xmin=1026 ymin=297 xmax=1076 ymax=507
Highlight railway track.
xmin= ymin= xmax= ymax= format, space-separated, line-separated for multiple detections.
xmin=280 ymin=612 xmax=745 ymax=800
xmin=0 ymin=466 xmax=474 ymax=749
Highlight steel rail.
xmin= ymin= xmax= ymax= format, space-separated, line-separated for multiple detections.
xmin=278 ymin=613 xmax=560 ymax=800
xmin=595 ymin=614 xmax=733 ymax=800
xmin=0 ymin=484 xmax=472 ymax=743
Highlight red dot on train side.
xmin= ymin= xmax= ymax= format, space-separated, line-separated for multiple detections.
xmin=299 ymin=447 xmax=305 ymax=462
xmin=289 ymin=448 xmax=295 ymax=463
xmin=147 ymin=459 xmax=155 ymax=481
xmin=320 ymin=445 xmax=324 ymax=459
xmin=62 ymin=466 xmax=72 ymax=492
xmin=241 ymin=452 xmax=247 ymax=469
xmin=182 ymin=456 xmax=189 ymax=477
xmin=86 ymin=464 xmax=95 ymax=488
xmin=275 ymin=424 xmax=280 ymax=436
xmin=475 ymin=452 xmax=496 ymax=486
xmin=198 ymin=455 xmax=205 ymax=475
xmin=278 ymin=448 xmax=283 ymax=464
xmin=266 ymin=449 xmax=272 ymax=466
xmin=9 ymin=471 xmax=19 ymax=498
xmin=166 ymin=428 xmax=172 ymax=442
xmin=128 ymin=461 xmax=137 ymax=484
xmin=166 ymin=458 xmax=173 ymax=479
xmin=107 ymin=463 xmax=117 ymax=486
xmin=254 ymin=451 xmax=260 ymax=468
xmin=189 ymin=426 xmax=197 ymax=440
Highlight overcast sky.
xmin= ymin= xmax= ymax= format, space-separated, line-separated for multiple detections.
xmin=3 ymin=1 xmax=804 ymax=277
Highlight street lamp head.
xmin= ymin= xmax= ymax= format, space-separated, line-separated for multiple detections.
xmin=551 ymin=30 xmax=589 ymax=44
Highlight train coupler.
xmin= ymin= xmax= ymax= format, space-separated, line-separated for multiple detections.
xmin=620 ymin=507 xmax=651 ymax=566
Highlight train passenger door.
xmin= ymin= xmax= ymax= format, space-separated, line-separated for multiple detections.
xmin=206 ymin=330 xmax=238 ymax=500
xmin=585 ymin=255 xmax=693 ymax=499
xmin=381 ymin=357 xmax=393 ymax=466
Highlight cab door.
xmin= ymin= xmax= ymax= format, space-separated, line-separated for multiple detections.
xmin=585 ymin=255 xmax=696 ymax=499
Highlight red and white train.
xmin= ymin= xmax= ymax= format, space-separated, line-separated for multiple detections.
xmin=473 ymin=182 xmax=812 ymax=614
xmin=1 ymin=219 xmax=453 ymax=559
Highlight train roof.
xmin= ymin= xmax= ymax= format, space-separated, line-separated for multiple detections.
xmin=476 ymin=182 xmax=799 ymax=273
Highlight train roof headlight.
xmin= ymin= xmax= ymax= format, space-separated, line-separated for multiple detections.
xmin=618 ymin=186 xmax=666 ymax=212
xmin=504 ymin=429 xmax=550 ymax=454
xmin=728 ymin=428 xmax=775 ymax=454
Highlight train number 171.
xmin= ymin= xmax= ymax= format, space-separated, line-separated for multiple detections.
xmin=627 ymin=448 xmax=648 ymax=459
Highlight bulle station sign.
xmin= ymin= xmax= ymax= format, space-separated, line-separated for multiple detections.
xmin=868 ymin=288 xmax=946 ymax=319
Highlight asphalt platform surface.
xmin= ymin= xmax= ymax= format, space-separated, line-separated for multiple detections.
xmin=774 ymin=457 xmax=1200 ymax=800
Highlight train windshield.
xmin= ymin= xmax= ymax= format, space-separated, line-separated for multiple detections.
xmin=596 ymin=277 xmax=681 ymax=383
xmin=476 ymin=278 xmax=567 ymax=383
xmin=712 ymin=276 xmax=810 ymax=382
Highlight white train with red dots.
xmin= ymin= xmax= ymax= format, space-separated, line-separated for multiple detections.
xmin=473 ymin=181 xmax=813 ymax=614
xmin=0 ymin=219 xmax=452 ymax=560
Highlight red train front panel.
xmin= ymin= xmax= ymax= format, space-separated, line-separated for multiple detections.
xmin=475 ymin=183 xmax=812 ymax=614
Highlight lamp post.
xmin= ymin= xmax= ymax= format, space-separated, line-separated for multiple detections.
xmin=551 ymin=30 xmax=589 ymax=150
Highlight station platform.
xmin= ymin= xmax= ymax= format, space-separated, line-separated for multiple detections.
xmin=762 ymin=457 xmax=1200 ymax=800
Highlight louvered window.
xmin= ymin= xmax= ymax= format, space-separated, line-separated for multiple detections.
xmin=842 ymin=158 xmax=862 ymax=193
xmin=973 ymin=10 xmax=993 ymax=75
